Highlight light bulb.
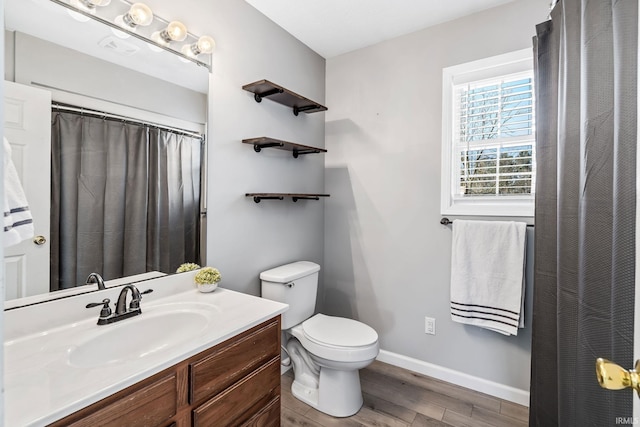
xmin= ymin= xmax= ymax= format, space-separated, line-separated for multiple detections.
xmin=152 ymin=21 xmax=188 ymax=46
xmin=114 ymin=15 xmax=131 ymax=31
xmin=121 ymin=3 xmax=154 ymax=28
xmin=165 ymin=21 xmax=188 ymax=42
xmin=180 ymin=43 xmax=196 ymax=58
xmin=181 ymin=35 xmax=216 ymax=58
xmin=68 ymin=0 xmax=100 ymax=22
xmin=196 ymin=35 xmax=215 ymax=54
xmin=148 ymin=32 xmax=166 ymax=52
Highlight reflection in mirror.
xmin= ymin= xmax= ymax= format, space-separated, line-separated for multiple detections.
xmin=50 ymin=107 xmax=203 ymax=291
xmin=4 ymin=0 xmax=210 ymax=306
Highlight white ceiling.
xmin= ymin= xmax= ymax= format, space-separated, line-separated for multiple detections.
xmin=245 ymin=0 xmax=518 ymax=58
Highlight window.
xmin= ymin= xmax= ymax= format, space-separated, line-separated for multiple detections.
xmin=441 ymin=49 xmax=535 ymax=217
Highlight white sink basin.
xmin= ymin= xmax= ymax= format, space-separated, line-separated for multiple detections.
xmin=68 ymin=303 xmax=217 ymax=368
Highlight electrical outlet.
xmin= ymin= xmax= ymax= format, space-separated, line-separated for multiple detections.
xmin=425 ymin=317 xmax=436 ymax=335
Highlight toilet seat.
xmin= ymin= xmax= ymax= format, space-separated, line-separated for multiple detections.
xmin=302 ymin=314 xmax=378 ymax=347
xmin=289 ymin=314 xmax=379 ymax=363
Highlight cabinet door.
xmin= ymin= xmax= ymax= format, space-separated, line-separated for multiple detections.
xmin=192 ymin=357 xmax=280 ymax=427
xmin=190 ymin=319 xmax=279 ymax=403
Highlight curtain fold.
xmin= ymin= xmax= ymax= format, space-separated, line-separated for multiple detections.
xmin=51 ymin=112 xmax=202 ymax=291
xmin=146 ymin=127 xmax=201 ymax=273
xmin=530 ymin=1 xmax=637 ymax=425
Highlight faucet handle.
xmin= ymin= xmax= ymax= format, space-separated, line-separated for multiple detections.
xmin=86 ymin=298 xmax=112 ymax=318
xmin=130 ymin=289 xmax=153 ymax=310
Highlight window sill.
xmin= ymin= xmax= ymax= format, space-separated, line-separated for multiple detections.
xmin=441 ymin=197 xmax=534 ymax=217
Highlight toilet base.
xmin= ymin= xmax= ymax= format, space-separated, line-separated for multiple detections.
xmin=291 ymin=366 xmax=364 ymax=418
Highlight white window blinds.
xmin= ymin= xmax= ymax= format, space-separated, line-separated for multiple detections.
xmin=454 ymin=71 xmax=535 ymax=197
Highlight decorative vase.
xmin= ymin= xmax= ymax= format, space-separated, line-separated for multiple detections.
xmin=197 ymin=282 xmax=218 ymax=293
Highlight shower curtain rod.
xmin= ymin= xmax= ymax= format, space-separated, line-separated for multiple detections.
xmin=52 ymin=102 xmax=205 ymax=140
xmin=440 ymin=217 xmax=534 ymax=227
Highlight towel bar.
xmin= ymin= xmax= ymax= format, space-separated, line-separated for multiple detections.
xmin=440 ymin=217 xmax=534 ymax=227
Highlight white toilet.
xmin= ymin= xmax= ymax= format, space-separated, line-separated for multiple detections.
xmin=260 ymin=261 xmax=379 ymax=418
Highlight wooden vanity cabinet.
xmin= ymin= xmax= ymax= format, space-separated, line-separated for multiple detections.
xmin=49 ymin=316 xmax=281 ymax=427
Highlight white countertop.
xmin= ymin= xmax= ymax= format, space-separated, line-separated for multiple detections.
xmin=4 ymin=273 xmax=288 ymax=427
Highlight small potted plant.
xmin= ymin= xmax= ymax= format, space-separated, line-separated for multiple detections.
xmin=195 ymin=266 xmax=221 ymax=293
xmin=176 ymin=262 xmax=201 ymax=273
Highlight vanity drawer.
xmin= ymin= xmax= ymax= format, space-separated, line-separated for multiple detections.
xmin=241 ymin=395 xmax=281 ymax=427
xmin=50 ymin=373 xmax=177 ymax=427
xmin=190 ymin=319 xmax=279 ymax=403
xmin=192 ymin=357 xmax=280 ymax=427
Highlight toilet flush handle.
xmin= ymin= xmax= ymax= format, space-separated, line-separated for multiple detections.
xmin=285 ymin=281 xmax=295 ymax=288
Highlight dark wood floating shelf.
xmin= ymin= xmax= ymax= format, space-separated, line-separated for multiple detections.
xmin=242 ymin=137 xmax=327 ymax=158
xmin=242 ymin=80 xmax=328 ymax=116
xmin=246 ymin=193 xmax=330 ymax=203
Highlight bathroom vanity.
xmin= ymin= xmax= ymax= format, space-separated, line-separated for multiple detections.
xmin=50 ymin=317 xmax=281 ymax=427
xmin=3 ymin=272 xmax=288 ymax=426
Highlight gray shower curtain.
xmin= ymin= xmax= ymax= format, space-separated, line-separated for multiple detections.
xmin=51 ymin=111 xmax=202 ymax=291
xmin=530 ymin=1 xmax=637 ymax=425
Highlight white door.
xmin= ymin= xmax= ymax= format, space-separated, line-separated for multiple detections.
xmin=3 ymin=81 xmax=51 ymax=299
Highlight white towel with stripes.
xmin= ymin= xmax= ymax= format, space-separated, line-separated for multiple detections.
xmin=4 ymin=137 xmax=34 ymax=247
xmin=450 ymin=220 xmax=526 ymax=336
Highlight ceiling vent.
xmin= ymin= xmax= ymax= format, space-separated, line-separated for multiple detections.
xmin=97 ymin=36 xmax=140 ymax=56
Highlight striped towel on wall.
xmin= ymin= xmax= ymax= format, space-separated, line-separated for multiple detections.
xmin=4 ymin=137 xmax=34 ymax=247
xmin=449 ymin=220 xmax=526 ymax=336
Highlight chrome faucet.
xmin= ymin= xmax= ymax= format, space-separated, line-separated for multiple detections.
xmin=85 ymin=272 xmax=106 ymax=290
xmin=86 ymin=285 xmax=153 ymax=325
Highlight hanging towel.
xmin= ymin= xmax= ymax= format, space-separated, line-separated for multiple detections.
xmin=450 ymin=220 xmax=527 ymax=336
xmin=4 ymin=137 xmax=34 ymax=247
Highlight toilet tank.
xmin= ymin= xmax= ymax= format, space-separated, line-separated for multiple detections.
xmin=260 ymin=261 xmax=320 ymax=330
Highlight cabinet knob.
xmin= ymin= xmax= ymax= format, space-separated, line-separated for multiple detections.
xmin=33 ymin=235 xmax=47 ymax=245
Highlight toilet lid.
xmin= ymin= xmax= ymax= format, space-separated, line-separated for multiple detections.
xmin=301 ymin=314 xmax=378 ymax=348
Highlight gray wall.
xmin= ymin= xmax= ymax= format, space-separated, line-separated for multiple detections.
xmin=324 ymin=0 xmax=548 ymax=391
xmin=0 ymin=0 xmax=323 ymax=420
xmin=163 ymin=0 xmax=327 ymax=296
xmin=5 ymin=0 xmax=326 ymax=299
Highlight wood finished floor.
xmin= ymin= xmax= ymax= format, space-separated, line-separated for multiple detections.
xmin=280 ymin=361 xmax=529 ymax=427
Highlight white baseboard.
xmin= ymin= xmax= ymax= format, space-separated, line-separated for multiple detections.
xmin=376 ymin=349 xmax=530 ymax=407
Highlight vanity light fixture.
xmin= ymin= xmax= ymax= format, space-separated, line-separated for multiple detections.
xmin=181 ymin=35 xmax=216 ymax=58
xmin=114 ymin=2 xmax=154 ymax=31
xmin=53 ymin=0 xmax=213 ymax=69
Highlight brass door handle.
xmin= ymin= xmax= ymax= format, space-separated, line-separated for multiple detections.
xmin=33 ymin=235 xmax=46 ymax=245
xmin=596 ymin=358 xmax=640 ymax=396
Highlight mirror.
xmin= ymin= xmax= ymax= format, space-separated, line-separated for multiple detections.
xmin=4 ymin=0 xmax=210 ymax=307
